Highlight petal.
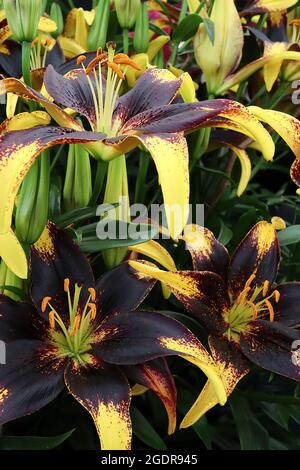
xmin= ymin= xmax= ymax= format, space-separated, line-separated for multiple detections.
xmin=113 ymin=68 xmax=183 ymax=128
xmin=56 ymin=52 xmax=97 ymax=75
xmin=31 ymin=221 xmax=95 ymax=318
xmin=121 ymin=99 xmax=233 ymax=134
xmin=0 ymin=77 xmax=82 ymax=129
xmin=65 ymin=358 xmax=132 ymax=450
xmin=124 ymin=358 xmax=177 ymax=435
xmin=182 ymin=224 xmax=230 ymax=279
xmin=136 ymin=132 xmax=189 ymax=240
xmin=95 ymin=262 xmax=156 ymax=321
xmin=181 ymin=335 xmax=249 ymax=427
xmin=240 ymin=320 xmax=300 ymax=381
xmin=93 ymin=310 xmax=227 ymax=406
xmin=291 ymin=158 xmax=300 ymax=187
xmin=0 ymin=229 xmax=28 ymax=279
xmin=263 ymin=41 xmax=288 ymax=91
xmin=44 ymin=65 xmax=105 ymax=128
xmin=228 ymin=221 xmax=280 ymax=298
xmin=248 ymin=106 xmax=300 ymax=161
xmin=271 ymin=283 xmax=300 ymax=327
xmin=0 ymin=339 xmax=66 ymax=425
xmin=242 ymin=0 xmax=298 ymax=14
xmin=129 ymin=240 xmax=177 ymax=271
xmin=0 ymin=295 xmax=46 ymax=342
xmin=128 ymin=260 xmax=230 ymax=334
xmin=0 ymin=41 xmax=22 ymax=78
xmin=0 ymin=110 xmax=51 ymax=133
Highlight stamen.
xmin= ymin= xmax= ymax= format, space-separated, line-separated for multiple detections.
xmin=262 ymin=280 xmax=269 ymax=297
xmin=77 ymin=55 xmax=86 ymax=66
xmin=49 ymin=311 xmax=56 ymax=329
xmin=246 ymin=300 xmax=258 ymax=320
xmin=88 ymin=288 xmax=96 ymax=302
xmin=107 ymin=61 xmax=125 ymax=80
xmin=265 ymin=299 xmax=275 ymax=322
xmin=44 ymin=38 xmax=52 ymax=49
xmin=273 ymin=290 xmax=280 ymax=303
xmin=70 ymin=314 xmax=81 ymax=337
xmin=41 ymin=296 xmax=52 ymax=313
xmin=245 ymin=273 xmax=256 ymax=289
xmin=88 ymin=303 xmax=97 ymax=320
xmin=64 ymin=278 xmax=70 ymax=292
xmin=31 ymin=37 xmax=39 ymax=48
xmin=97 ymin=47 xmax=103 ymax=56
xmin=85 ymin=54 xmax=107 ymax=74
xmin=237 ymin=287 xmax=251 ymax=304
xmin=114 ymin=57 xmax=141 ymax=70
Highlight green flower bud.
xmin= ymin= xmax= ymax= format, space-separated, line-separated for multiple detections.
xmin=115 ymin=0 xmax=140 ymax=29
xmin=50 ymin=3 xmax=64 ymax=38
xmin=0 ymin=260 xmax=23 ymax=301
xmin=63 ymin=144 xmax=92 ymax=211
xmin=88 ymin=0 xmax=110 ymax=51
xmin=133 ymin=1 xmax=149 ymax=53
xmin=15 ymin=150 xmax=50 ymax=244
xmin=3 ymin=0 xmax=46 ymax=42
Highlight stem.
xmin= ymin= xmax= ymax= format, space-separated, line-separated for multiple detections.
xmin=134 ymin=152 xmax=150 ymax=204
xmin=123 ymin=28 xmax=129 ymax=54
xmin=22 ymin=41 xmax=32 ymax=87
xmin=89 ymin=160 xmax=108 ymax=206
xmin=50 ymin=144 xmax=65 ymax=172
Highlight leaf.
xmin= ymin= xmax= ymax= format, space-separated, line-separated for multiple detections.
xmin=202 ymin=18 xmax=215 ymax=45
xmin=173 ymin=14 xmax=203 ymax=43
xmin=0 ymin=429 xmax=74 ymax=450
xmin=218 ymin=220 xmax=233 ymax=245
xmin=131 ymin=406 xmax=167 ymax=450
xmin=230 ymin=395 xmax=270 ymax=450
xmin=0 ymin=285 xmax=28 ymax=300
xmin=278 ymin=225 xmax=300 ymax=246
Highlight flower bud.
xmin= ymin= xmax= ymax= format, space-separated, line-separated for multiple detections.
xmin=3 ymin=0 xmax=46 ymax=42
xmin=63 ymin=144 xmax=92 ymax=211
xmin=115 ymin=0 xmax=141 ymax=29
xmin=50 ymin=3 xmax=64 ymax=38
xmin=194 ymin=0 xmax=243 ymax=95
xmin=15 ymin=150 xmax=50 ymax=244
xmin=88 ymin=0 xmax=110 ymax=51
xmin=0 ymin=260 xmax=23 ymax=301
xmin=133 ymin=1 xmax=149 ymax=53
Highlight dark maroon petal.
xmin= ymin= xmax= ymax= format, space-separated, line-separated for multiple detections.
xmin=113 ymin=68 xmax=182 ymax=128
xmin=271 ymin=283 xmax=300 ymax=327
xmin=121 ymin=99 xmax=231 ymax=134
xmin=240 ymin=320 xmax=300 ymax=381
xmin=56 ymin=52 xmax=97 ymax=75
xmin=291 ymin=158 xmax=300 ymax=187
xmin=31 ymin=221 xmax=95 ymax=320
xmin=0 ymin=41 xmax=22 ymax=78
xmin=183 ymin=225 xmax=230 ymax=280
xmin=0 ymin=339 xmax=66 ymax=425
xmin=45 ymin=42 xmax=64 ymax=70
xmin=228 ymin=221 xmax=280 ymax=299
xmin=0 ymin=295 xmax=47 ymax=342
xmin=124 ymin=358 xmax=177 ymax=434
xmin=93 ymin=310 xmax=213 ymax=364
xmin=65 ymin=358 xmax=131 ymax=450
xmin=95 ymin=262 xmax=155 ymax=321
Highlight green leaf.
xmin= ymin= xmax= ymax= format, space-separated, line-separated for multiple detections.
xmin=0 ymin=285 xmax=28 ymax=300
xmin=202 ymin=17 xmax=215 ymax=45
xmin=149 ymin=22 xmax=169 ymax=37
xmin=173 ymin=14 xmax=202 ymax=42
xmin=0 ymin=429 xmax=74 ymax=450
xmin=230 ymin=396 xmax=269 ymax=450
xmin=218 ymin=220 xmax=233 ymax=245
xmin=131 ymin=406 xmax=167 ymax=450
xmin=278 ymin=225 xmax=300 ymax=246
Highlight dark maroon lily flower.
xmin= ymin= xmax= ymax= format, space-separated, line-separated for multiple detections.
xmin=0 ymin=221 xmax=227 ymax=449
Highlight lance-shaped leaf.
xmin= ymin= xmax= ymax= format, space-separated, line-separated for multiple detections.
xmin=0 ymin=127 xmax=105 ymax=278
xmin=65 ymin=359 xmax=132 ymax=450
xmin=93 ymin=310 xmax=227 ymax=407
xmin=181 ymin=336 xmax=250 ymax=428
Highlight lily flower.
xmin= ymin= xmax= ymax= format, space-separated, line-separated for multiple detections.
xmin=0 ymin=43 xmax=275 ymax=278
xmin=129 ymin=221 xmax=300 ymax=427
xmin=0 ymin=221 xmax=227 ymax=449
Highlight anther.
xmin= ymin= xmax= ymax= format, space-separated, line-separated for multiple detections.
xmin=85 ymin=54 xmax=107 ymax=74
xmin=97 ymin=47 xmax=103 ymax=56
xmin=76 ymin=55 xmax=86 ymax=66
xmin=31 ymin=37 xmax=39 ymax=47
xmin=246 ymin=300 xmax=258 ymax=320
xmin=237 ymin=287 xmax=251 ymax=304
xmin=49 ymin=311 xmax=56 ymax=329
xmin=245 ymin=273 xmax=256 ymax=289
xmin=64 ymin=278 xmax=70 ymax=292
xmin=107 ymin=61 xmax=125 ymax=80
xmin=265 ymin=299 xmax=275 ymax=322
xmin=88 ymin=303 xmax=97 ymax=320
xmin=44 ymin=38 xmax=52 ymax=48
xmin=262 ymin=280 xmax=269 ymax=297
xmin=88 ymin=288 xmax=96 ymax=302
xmin=41 ymin=296 xmax=52 ymax=313
xmin=70 ymin=315 xmax=81 ymax=337
xmin=273 ymin=290 xmax=280 ymax=303
xmin=114 ymin=57 xmax=141 ymax=70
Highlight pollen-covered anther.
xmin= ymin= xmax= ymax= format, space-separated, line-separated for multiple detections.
xmin=107 ymin=61 xmax=125 ymax=80
xmin=70 ymin=314 xmax=81 ymax=337
xmin=64 ymin=278 xmax=70 ymax=292
xmin=44 ymin=38 xmax=52 ymax=49
xmin=76 ymin=55 xmax=87 ymax=66
xmin=265 ymin=299 xmax=275 ymax=322
xmin=31 ymin=37 xmax=39 ymax=48
xmin=237 ymin=286 xmax=251 ymax=305
xmin=85 ymin=54 xmax=107 ymax=74
xmin=41 ymin=296 xmax=52 ymax=313
xmin=262 ymin=280 xmax=269 ymax=297
xmin=88 ymin=287 xmax=96 ymax=302
xmin=245 ymin=273 xmax=256 ymax=289
xmin=273 ymin=290 xmax=280 ymax=303
xmin=246 ymin=300 xmax=258 ymax=320
xmin=114 ymin=57 xmax=141 ymax=71
xmin=88 ymin=303 xmax=97 ymax=320
xmin=49 ymin=311 xmax=56 ymax=329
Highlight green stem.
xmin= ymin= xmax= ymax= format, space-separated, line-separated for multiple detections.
xmin=169 ymin=43 xmax=179 ymax=66
xmin=123 ymin=28 xmax=129 ymax=54
xmin=134 ymin=152 xmax=150 ymax=204
xmin=50 ymin=144 xmax=65 ymax=172
xmin=22 ymin=41 xmax=32 ymax=87
xmin=89 ymin=160 xmax=108 ymax=206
